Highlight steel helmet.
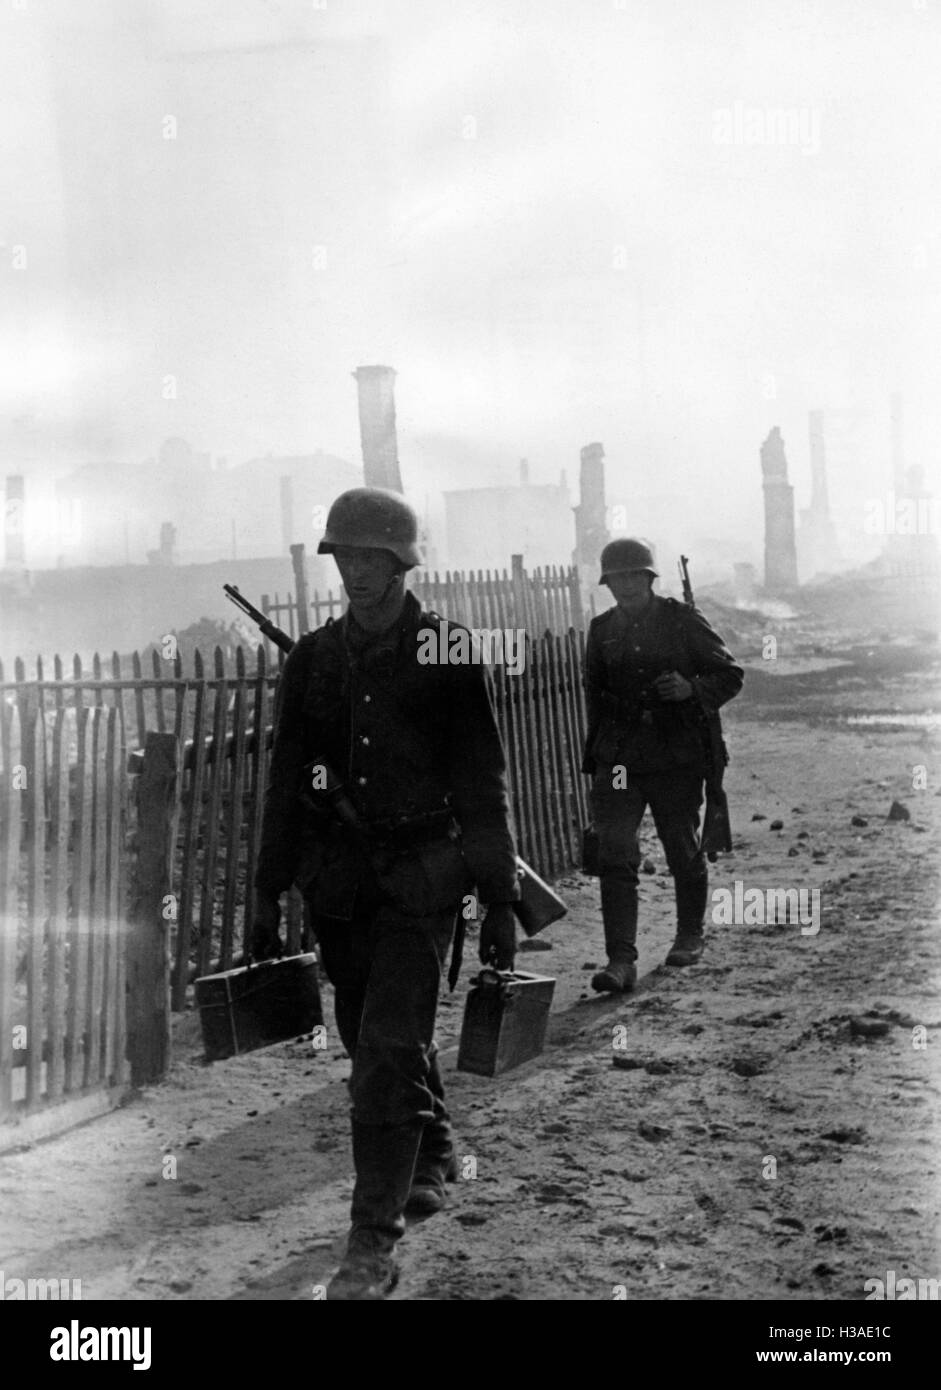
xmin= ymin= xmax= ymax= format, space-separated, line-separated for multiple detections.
xmin=599 ymin=538 xmax=658 ymax=583
xmin=317 ymin=488 xmax=422 ymax=568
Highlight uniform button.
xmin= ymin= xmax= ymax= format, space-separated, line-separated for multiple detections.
xmin=361 ymin=736 xmax=370 ymax=745
xmin=363 ymin=694 xmax=372 ymax=703
xmin=357 ymin=776 xmax=368 ymax=786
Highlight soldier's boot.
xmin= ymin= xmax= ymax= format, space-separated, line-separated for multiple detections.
xmin=665 ymin=876 xmax=709 ymax=967
xmin=591 ymin=876 xmax=639 ymax=994
xmin=406 ymin=1050 xmax=459 ymax=1218
xmin=326 ymin=1120 xmax=423 ymax=1301
xmin=406 ymin=1130 xmax=459 ymax=1217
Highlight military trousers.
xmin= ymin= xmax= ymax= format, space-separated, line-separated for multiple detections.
xmin=310 ymin=857 xmax=457 ymax=1129
xmin=590 ymin=764 xmax=708 ymax=917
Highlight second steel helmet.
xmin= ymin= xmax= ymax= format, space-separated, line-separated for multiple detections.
xmin=599 ymin=538 xmax=658 ymax=583
xmin=317 ymin=487 xmax=422 ymax=569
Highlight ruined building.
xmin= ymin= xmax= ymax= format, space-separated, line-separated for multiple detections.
xmin=798 ymin=410 xmax=840 ymax=580
xmin=760 ymin=427 xmax=798 ymax=591
xmin=146 ymin=521 xmax=177 ymax=566
xmin=353 ymin=365 xmax=403 ymax=493
xmin=573 ymin=442 xmax=611 ymax=578
xmin=444 ymin=460 xmax=572 ymax=572
xmin=881 ymin=393 xmax=939 ymax=568
xmin=886 ymin=394 xmax=936 ymax=545
xmin=733 ymin=562 xmax=758 ymax=603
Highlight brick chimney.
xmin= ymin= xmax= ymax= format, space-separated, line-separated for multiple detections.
xmin=573 ymin=442 xmax=610 ymax=574
xmin=353 ymin=365 xmax=403 ymax=492
xmin=760 ymin=427 xmax=798 ymax=590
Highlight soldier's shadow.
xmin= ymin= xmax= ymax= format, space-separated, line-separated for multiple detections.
xmin=226 ymin=1236 xmax=348 ymax=1301
xmin=111 ymin=1065 xmax=358 ymax=1256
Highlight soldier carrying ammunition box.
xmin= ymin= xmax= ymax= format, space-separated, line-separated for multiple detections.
xmin=250 ymin=487 xmax=521 ymax=1301
xmin=582 ymin=538 xmax=744 ymax=992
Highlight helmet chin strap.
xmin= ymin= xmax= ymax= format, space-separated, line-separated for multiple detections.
xmin=380 ymin=568 xmax=406 ymax=603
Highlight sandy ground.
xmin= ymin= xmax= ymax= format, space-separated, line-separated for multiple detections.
xmin=1 ymin=645 xmax=939 ymax=1302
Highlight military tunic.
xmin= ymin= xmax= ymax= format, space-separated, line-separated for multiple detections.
xmin=255 ymin=590 xmax=519 ymax=1125
xmin=583 ymin=595 xmax=743 ymax=905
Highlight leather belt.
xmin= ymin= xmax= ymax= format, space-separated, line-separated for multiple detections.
xmin=364 ymin=807 xmax=457 ymax=847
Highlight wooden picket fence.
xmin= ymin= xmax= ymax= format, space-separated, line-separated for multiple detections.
xmin=0 ymin=619 xmax=590 ymax=1141
xmin=490 ymin=630 xmax=589 ymax=877
xmin=0 ymin=703 xmax=130 ymax=1141
xmin=5 ymin=625 xmax=591 ymax=1027
xmin=144 ymin=646 xmax=291 ymax=1012
xmin=2 ymin=645 xmax=289 ymax=1016
xmin=118 ymin=630 xmax=590 ymax=1008
xmin=0 ymin=647 xmax=281 ymax=756
xmin=261 ymin=587 xmax=344 ymax=642
xmin=414 ymin=564 xmax=585 ymax=636
xmin=261 ymin=554 xmax=587 ymax=646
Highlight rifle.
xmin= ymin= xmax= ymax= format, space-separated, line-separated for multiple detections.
xmin=224 ymin=584 xmax=294 ymax=654
xmin=225 ymin=583 xmax=567 ymax=963
xmin=676 ymin=557 xmax=733 ymax=862
xmin=679 ymin=554 xmax=694 ymax=608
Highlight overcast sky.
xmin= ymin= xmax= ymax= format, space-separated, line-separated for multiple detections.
xmin=2 ymin=0 xmax=939 ymax=558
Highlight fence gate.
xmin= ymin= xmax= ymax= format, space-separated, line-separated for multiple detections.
xmin=0 ymin=702 xmax=130 ymax=1149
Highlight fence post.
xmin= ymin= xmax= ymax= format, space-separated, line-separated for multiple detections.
xmin=0 ymin=705 xmax=23 ymax=1117
xmin=127 ymin=732 xmax=178 ymax=1085
xmin=568 ymin=565 xmax=586 ymax=631
xmin=511 ymin=553 xmax=526 ymax=633
xmin=290 ymin=543 xmax=311 ymax=635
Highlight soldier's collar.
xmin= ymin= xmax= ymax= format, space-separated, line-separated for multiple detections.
xmin=613 ymin=594 xmax=659 ymax=628
xmin=344 ymin=590 xmax=419 ymax=651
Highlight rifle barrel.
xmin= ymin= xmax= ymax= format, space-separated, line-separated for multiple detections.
xmin=223 ymin=584 xmax=294 ymax=652
xmin=224 ymin=584 xmax=264 ymax=621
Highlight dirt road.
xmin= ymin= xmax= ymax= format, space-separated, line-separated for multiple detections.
xmin=2 ymin=649 xmax=939 ymax=1301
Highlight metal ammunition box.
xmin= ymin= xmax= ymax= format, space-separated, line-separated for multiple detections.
xmin=457 ymin=968 xmax=555 ymax=1077
xmin=195 ymin=953 xmax=323 ymax=1061
xmin=513 ymin=857 xmax=568 ymax=935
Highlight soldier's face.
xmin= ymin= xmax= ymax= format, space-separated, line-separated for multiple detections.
xmin=606 ymin=570 xmax=653 ymax=614
xmin=334 ymin=546 xmax=402 ymax=608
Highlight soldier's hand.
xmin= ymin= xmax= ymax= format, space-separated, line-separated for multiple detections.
xmin=479 ymin=902 xmax=517 ymax=971
xmin=654 ymin=670 xmax=693 ymax=702
xmin=250 ymin=894 xmax=283 ymax=962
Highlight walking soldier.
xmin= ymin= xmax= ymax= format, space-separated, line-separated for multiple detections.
xmin=583 ymin=539 xmax=744 ymax=992
xmin=250 ymin=487 xmax=520 ymax=1300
